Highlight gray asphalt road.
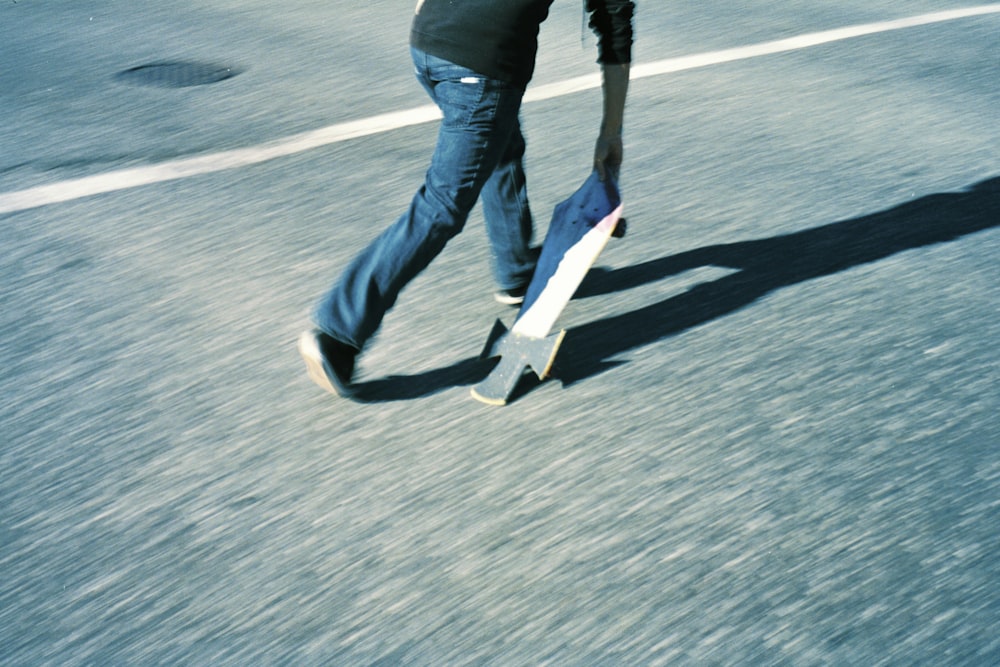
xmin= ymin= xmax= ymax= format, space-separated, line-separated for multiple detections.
xmin=3 ymin=1 xmax=999 ymax=664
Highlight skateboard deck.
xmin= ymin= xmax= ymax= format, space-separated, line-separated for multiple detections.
xmin=471 ymin=171 xmax=623 ymax=405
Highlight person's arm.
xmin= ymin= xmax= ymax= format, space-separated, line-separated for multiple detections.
xmin=586 ymin=0 xmax=634 ymax=180
xmin=594 ymin=63 xmax=629 ymax=181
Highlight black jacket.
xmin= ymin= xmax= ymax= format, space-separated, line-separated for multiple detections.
xmin=411 ymin=0 xmax=635 ymax=88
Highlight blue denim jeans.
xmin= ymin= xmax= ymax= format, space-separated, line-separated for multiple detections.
xmin=313 ymin=48 xmax=536 ymax=351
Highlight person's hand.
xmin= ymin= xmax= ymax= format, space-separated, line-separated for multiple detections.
xmin=594 ymin=130 xmax=623 ymax=182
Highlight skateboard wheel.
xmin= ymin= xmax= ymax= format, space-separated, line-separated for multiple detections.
xmin=612 ymin=217 xmax=627 ymax=238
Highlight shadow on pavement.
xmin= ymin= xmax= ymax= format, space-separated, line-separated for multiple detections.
xmin=356 ymin=357 xmax=490 ymax=402
xmin=356 ymin=175 xmax=1000 ymax=402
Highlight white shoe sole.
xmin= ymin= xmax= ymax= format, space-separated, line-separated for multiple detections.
xmin=298 ymin=331 xmax=344 ymax=397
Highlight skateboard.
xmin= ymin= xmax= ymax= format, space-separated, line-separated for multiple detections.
xmin=471 ymin=171 xmax=624 ymax=405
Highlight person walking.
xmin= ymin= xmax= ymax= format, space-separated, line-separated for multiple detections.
xmin=299 ymin=0 xmax=635 ymax=398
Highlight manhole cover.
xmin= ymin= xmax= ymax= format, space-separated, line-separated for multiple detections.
xmin=116 ymin=61 xmax=241 ymax=88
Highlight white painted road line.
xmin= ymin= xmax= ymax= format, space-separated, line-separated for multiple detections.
xmin=2 ymin=5 xmax=999 ymax=215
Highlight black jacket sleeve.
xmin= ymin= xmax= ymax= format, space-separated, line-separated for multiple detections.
xmin=586 ymin=0 xmax=635 ymax=65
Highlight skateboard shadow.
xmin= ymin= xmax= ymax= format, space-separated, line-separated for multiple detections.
xmin=355 ymin=175 xmax=1000 ymax=402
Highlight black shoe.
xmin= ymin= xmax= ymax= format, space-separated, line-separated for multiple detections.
xmin=494 ymin=285 xmax=528 ymax=306
xmin=298 ymin=329 xmax=357 ymax=398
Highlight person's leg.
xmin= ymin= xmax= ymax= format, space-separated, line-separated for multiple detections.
xmin=479 ymin=119 xmax=536 ymax=292
xmin=312 ymin=49 xmax=525 ymax=352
